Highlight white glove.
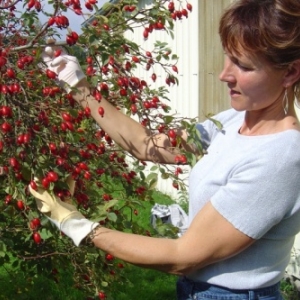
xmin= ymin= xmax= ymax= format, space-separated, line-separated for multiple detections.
xmin=29 ymin=178 xmax=98 ymax=246
xmin=42 ymin=44 xmax=86 ymax=92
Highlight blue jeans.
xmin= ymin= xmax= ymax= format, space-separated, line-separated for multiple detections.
xmin=176 ymin=276 xmax=283 ymax=300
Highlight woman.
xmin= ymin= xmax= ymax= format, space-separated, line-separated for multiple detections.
xmin=30 ymin=0 xmax=300 ymax=298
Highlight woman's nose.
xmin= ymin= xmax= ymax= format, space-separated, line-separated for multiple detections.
xmin=219 ymin=59 xmax=235 ymax=83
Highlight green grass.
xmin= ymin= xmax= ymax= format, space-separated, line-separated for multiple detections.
xmin=112 ymin=267 xmax=177 ymax=300
xmin=0 ymin=263 xmax=177 ymax=300
xmin=280 ymin=278 xmax=300 ymax=300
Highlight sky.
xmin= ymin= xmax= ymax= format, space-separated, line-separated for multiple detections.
xmin=17 ymin=0 xmax=108 ymax=39
xmin=61 ymin=0 xmax=108 ymax=34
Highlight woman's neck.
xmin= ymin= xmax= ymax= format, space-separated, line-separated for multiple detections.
xmin=239 ymin=108 xmax=299 ymax=136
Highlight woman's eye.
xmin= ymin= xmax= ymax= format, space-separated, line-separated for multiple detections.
xmin=237 ymin=63 xmax=252 ymax=71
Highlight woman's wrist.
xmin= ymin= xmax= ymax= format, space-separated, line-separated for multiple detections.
xmin=71 ymin=78 xmax=94 ymax=107
xmin=83 ymin=224 xmax=103 ymax=245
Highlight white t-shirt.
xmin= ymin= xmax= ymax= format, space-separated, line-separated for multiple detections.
xmin=187 ymin=109 xmax=300 ymax=289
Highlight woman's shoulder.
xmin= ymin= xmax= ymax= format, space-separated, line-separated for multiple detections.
xmin=280 ymin=129 xmax=300 ymax=151
xmin=282 ymin=115 xmax=300 ymax=132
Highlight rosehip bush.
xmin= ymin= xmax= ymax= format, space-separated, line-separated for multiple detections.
xmin=0 ymin=0 xmax=200 ymax=298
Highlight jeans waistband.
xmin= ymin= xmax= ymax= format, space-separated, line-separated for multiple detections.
xmin=178 ymin=276 xmax=282 ymax=299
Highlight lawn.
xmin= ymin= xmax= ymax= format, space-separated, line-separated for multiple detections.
xmin=0 ymin=263 xmax=178 ymax=300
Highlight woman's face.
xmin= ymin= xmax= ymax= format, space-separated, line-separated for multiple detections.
xmin=219 ymin=50 xmax=287 ymax=112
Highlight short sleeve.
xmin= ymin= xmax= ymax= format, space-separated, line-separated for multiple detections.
xmin=211 ymin=147 xmax=300 ymax=239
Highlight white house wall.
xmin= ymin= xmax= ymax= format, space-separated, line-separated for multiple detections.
xmin=124 ymin=0 xmax=200 ymax=199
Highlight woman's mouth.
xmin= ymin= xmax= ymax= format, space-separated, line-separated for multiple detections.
xmin=230 ymin=89 xmax=240 ymax=96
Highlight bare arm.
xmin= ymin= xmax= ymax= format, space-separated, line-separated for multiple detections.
xmin=72 ymin=79 xmax=198 ymax=164
xmin=89 ymin=201 xmax=254 ymax=275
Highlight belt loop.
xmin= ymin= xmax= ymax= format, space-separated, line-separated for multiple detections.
xmin=248 ymin=290 xmax=255 ymax=300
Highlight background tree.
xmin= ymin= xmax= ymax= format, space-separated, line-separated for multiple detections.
xmin=0 ymin=0 xmax=197 ymax=298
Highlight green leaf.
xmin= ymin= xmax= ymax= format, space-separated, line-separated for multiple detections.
xmin=146 ymin=172 xmax=158 ymax=182
xmin=163 ymin=115 xmax=174 ymax=124
xmin=123 ymin=220 xmax=132 ymax=229
xmin=12 ymin=259 xmax=20 ymax=268
xmin=169 ymin=30 xmax=175 ymax=40
xmin=148 ymin=178 xmax=158 ymax=190
xmin=206 ymin=114 xmax=224 ymax=130
xmin=12 ymin=188 xmax=18 ymax=199
xmin=98 ymin=15 xmax=109 ymax=24
xmin=162 ymin=54 xmax=170 ymax=61
xmin=107 ymin=212 xmax=117 ymax=222
xmin=21 ymin=164 xmax=31 ymax=181
xmin=24 ymin=233 xmax=32 ymax=242
xmin=0 ymin=241 xmax=7 ymax=257
xmin=4 ymin=186 xmax=12 ymax=194
xmin=40 ymin=228 xmax=53 ymax=240
xmin=159 ymin=167 xmax=166 ymax=174
xmin=150 ymin=165 xmax=158 ymax=171
xmin=180 ymin=120 xmax=191 ymax=128
xmin=37 ymin=154 xmax=48 ymax=164
xmin=103 ymin=199 xmax=119 ymax=210
xmin=161 ymin=173 xmax=169 ymax=179
xmin=155 ymin=41 xmax=168 ymax=48
xmin=101 ymin=281 xmax=109 ymax=287
xmin=190 ymin=154 xmax=198 ymax=167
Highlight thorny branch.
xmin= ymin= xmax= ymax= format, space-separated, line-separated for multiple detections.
xmin=17 ymin=251 xmax=71 ymax=260
xmin=0 ymin=0 xmax=21 ymax=10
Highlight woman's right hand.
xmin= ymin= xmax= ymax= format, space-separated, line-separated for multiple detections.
xmin=42 ymin=43 xmax=86 ymax=92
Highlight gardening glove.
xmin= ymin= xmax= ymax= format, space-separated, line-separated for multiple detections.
xmin=66 ymin=174 xmax=76 ymax=200
xmin=42 ymin=40 xmax=86 ymax=92
xmin=28 ymin=178 xmax=99 ymax=246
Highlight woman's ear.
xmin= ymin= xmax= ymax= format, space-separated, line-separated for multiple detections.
xmin=283 ymin=60 xmax=300 ymax=87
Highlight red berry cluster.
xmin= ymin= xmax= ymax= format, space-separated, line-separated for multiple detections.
xmin=27 ymin=0 xmax=42 ymax=12
xmin=66 ymin=31 xmax=79 ymax=46
xmin=168 ymin=1 xmax=192 ymax=20
xmin=85 ymin=0 xmax=97 ymax=11
xmin=48 ymin=15 xmax=69 ymax=28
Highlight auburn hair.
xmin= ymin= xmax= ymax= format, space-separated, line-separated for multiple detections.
xmin=219 ymin=0 xmax=300 ymax=70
